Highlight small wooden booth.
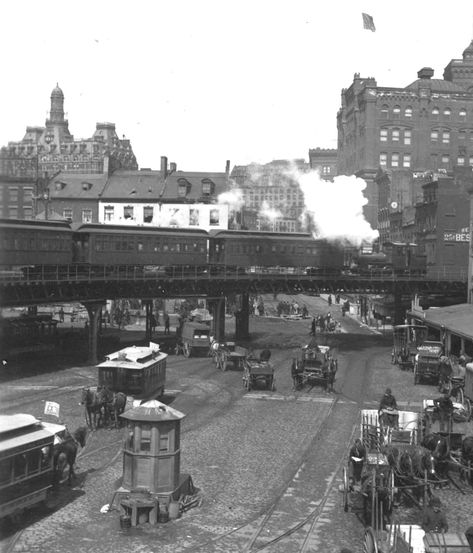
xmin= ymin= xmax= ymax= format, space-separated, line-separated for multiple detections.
xmin=112 ymin=400 xmax=194 ymax=526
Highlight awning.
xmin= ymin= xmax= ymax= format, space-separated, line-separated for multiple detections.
xmin=408 ymin=303 xmax=473 ymax=340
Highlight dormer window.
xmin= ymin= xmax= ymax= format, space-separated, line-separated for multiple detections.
xmin=201 ymin=178 xmax=215 ymax=196
xmin=177 ymin=178 xmax=190 ymax=197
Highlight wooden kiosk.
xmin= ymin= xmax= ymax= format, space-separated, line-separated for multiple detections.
xmin=113 ymin=400 xmax=194 ymax=526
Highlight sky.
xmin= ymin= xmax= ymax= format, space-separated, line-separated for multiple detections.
xmin=1 ymin=0 xmax=473 ymax=173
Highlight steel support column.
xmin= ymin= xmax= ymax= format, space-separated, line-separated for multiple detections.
xmin=235 ymin=293 xmax=250 ymax=341
xmin=83 ymin=301 xmax=106 ymax=365
xmin=209 ymin=298 xmax=225 ymax=342
xmin=143 ymin=300 xmax=152 ymax=342
xmin=392 ymin=286 xmax=405 ymax=326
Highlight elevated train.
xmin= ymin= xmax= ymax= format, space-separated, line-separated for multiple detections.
xmin=0 ymin=218 xmax=427 ymax=278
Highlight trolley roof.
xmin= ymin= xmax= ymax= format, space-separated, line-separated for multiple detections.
xmin=0 ymin=413 xmax=39 ymax=434
xmin=97 ymin=343 xmax=167 ymax=370
xmin=0 ymin=415 xmax=66 ymax=454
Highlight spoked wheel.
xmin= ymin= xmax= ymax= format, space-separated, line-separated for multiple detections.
xmin=342 ymin=466 xmax=350 ymax=512
xmin=388 ymin=470 xmax=396 ymax=515
xmin=362 ymin=527 xmax=379 ymax=553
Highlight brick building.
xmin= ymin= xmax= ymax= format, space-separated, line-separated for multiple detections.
xmin=337 ymin=39 xmax=473 ymax=230
xmin=308 ymin=148 xmax=337 ymax=181
xmin=0 ymin=84 xmax=137 ymax=219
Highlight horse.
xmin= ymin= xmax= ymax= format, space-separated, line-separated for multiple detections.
xmin=101 ymin=387 xmax=127 ymax=428
xmin=81 ymin=387 xmax=106 ymax=429
xmin=53 ymin=426 xmax=88 ymax=486
xmin=461 ymin=436 xmax=473 ymax=486
xmin=421 ymin=433 xmax=450 ymax=478
xmin=390 ymin=445 xmax=433 ymax=504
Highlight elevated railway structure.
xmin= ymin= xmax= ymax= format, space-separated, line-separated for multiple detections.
xmin=0 ymin=264 xmax=467 ymax=365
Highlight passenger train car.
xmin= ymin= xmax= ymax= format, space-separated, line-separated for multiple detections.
xmin=0 ymin=218 xmax=427 ymax=277
xmin=0 ymin=414 xmax=65 ymax=519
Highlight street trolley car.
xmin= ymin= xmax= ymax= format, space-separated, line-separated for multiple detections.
xmin=97 ymin=342 xmax=167 ymax=400
xmin=392 ymin=324 xmax=427 ymax=370
xmin=0 ymin=414 xmax=65 ymax=520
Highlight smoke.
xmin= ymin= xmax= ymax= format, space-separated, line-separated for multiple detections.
xmin=217 ymin=189 xmax=244 ymax=211
xmin=293 ymin=168 xmax=379 ymax=246
xmin=258 ymin=201 xmax=283 ymax=222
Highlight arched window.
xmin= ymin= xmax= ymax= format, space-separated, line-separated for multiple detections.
xmin=380 ymin=105 xmax=389 ymax=119
xmin=404 ymin=106 xmax=413 ymax=118
xmin=380 ymin=128 xmax=388 ymax=142
xmin=459 ymin=108 xmax=467 ymax=119
xmin=393 ymin=105 xmax=401 ymax=119
xmin=431 ymin=107 xmax=439 ymax=119
xmin=443 ymin=107 xmax=451 ymax=118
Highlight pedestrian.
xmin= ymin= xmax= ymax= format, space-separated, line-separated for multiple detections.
xmin=310 ymin=317 xmax=316 ymax=336
xmin=150 ymin=313 xmax=157 ymax=333
xmin=59 ymin=307 xmax=65 ymax=322
xmin=349 ymin=438 xmax=366 ymax=483
xmin=164 ymin=313 xmax=170 ymax=335
xmin=378 ymin=388 xmax=398 ymax=428
xmin=421 ymin=497 xmax=448 ymax=533
xmin=434 ymin=392 xmax=454 ymax=433
xmin=328 ymin=294 xmax=332 ymax=306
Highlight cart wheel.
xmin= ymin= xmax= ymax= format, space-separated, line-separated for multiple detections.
xmin=342 ymin=466 xmax=349 ymax=512
xmin=363 ymin=527 xmax=379 ymax=553
xmin=464 ymin=398 xmax=472 ymax=421
xmin=388 ymin=470 xmax=395 ymax=515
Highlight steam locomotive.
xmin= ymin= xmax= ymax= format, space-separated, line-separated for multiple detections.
xmin=0 ymin=218 xmax=426 ymax=278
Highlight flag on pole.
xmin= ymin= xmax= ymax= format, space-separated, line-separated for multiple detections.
xmin=44 ymin=401 xmax=60 ymax=418
xmin=362 ymin=13 xmax=376 ymax=32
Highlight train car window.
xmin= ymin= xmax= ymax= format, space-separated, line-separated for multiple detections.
xmin=0 ymin=458 xmax=12 ymax=485
xmin=153 ymin=240 xmax=160 ymax=252
xmin=14 ymin=454 xmax=27 ymax=479
xmin=26 ymin=449 xmax=41 ymax=475
xmin=159 ymin=434 xmax=169 ymax=452
xmin=141 ymin=424 xmax=151 ymax=452
xmin=162 ymin=243 xmax=169 ymax=252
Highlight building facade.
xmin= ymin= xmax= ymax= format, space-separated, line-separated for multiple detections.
xmin=337 ymin=40 xmax=473 ymax=229
xmin=230 ymin=159 xmax=309 ymax=232
xmin=308 ymin=148 xmax=337 ymax=181
xmin=0 ymin=84 xmax=138 ymax=219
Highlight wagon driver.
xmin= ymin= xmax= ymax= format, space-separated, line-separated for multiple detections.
xmin=378 ymin=388 xmax=398 ymax=428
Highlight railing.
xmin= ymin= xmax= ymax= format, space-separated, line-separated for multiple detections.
xmin=0 ymin=264 xmax=468 ymax=285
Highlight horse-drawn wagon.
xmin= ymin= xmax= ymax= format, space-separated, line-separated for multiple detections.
xmin=292 ymin=343 xmax=338 ymax=391
xmin=242 ymin=350 xmax=275 ymax=391
xmin=392 ymin=324 xmax=427 ymax=370
xmin=414 ymin=342 xmax=445 ymax=385
xmin=210 ymin=341 xmax=248 ymax=371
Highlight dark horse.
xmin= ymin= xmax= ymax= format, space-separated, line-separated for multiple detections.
xmin=101 ymin=387 xmax=127 ymax=428
xmin=421 ymin=433 xmax=450 ymax=478
xmin=81 ymin=387 xmax=106 ymax=429
xmin=53 ymin=426 xmax=88 ymax=486
xmin=461 ymin=436 xmax=473 ymax=486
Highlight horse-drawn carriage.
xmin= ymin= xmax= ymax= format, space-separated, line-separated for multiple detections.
xmin=210 ymin=341 xmax=248 ymax=371
xmin=292 ymin=343 xmax=338 ymax=391
xmin=392 ymin=324 xmax=427 ymax=370
xmin=242 ymin=350 xmax=275 ymax=391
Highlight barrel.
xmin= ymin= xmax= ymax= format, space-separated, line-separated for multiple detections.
xmin=119 ymin=514 xmax=131 ymax=530
xmin=168 ymin=501 xmax=180 ymax=520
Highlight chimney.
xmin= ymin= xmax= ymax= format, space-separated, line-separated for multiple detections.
xmin=160 ymin=156 xmax=168 ymax=178
xmin=225 ymin=160 xmax=230 ymax=176
xmin=170 ymin=162 xmax=177 ymax=173
xmin=417 ymin=67 xmax=434 ymax=79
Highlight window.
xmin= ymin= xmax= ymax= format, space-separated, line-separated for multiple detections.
xmin=391 ymin=153 xmax=399 ymax=167
xmin=379 ymin=153 xmax=387 ymax=167
xmin=402 ymin=154 xmax=411 ymax=168
xmin=442 ymin=131 xmax=450 ymax=144
xmin=430 ymin=130 xmax=438 ymax=143
xmin=63 ymin=208 xmax=73 ymax=221
xmin=82 ymin=209 xmax=92 ymax=223
xmin=159 ymin=434 xmax=169 ymax=452
xmin=201 ymin=179 xmax=214 ymax=195
xmin=380 ymin=105 xmax=389 ymax=118
xmin=393 ymin=105 xmax=401 ymax=118
xmin=322 ymin=165 xmax=331 ymax=174
xmin=404 ymin=130 xmax=411 ymax=145
xmin=457 ymin=156 xmax=465 ymax=165
xmin=392 ymin=129 xmax=400 ymax=142
xmin=8 ymin=187 xmax=18 ymax=202
xmin=143 ymin=206 xmax=153 ymax=223
xmin=9 ymin=207 xmax=18 ymax=218
xmin=209 ymin=209 xmax=220 ymax=226
xmin=23 ymin=207 xmax=33 ymax=219
xmin=459 ymin=108 xmax=467 ymax=119
xmin=469 ymin=156 xmax=473 ymax=167
xmin=404 ymin=106 xmax=412 ymax=118
xmin=0 ymin=459 xmax=12 ymax=485
xmin=432 ymin=107 xmax=439 ymax=119
xmin=178 ymin=183 xmax=187 ymax=197
xmin=380 ymin=129 xmax=388 ymax=142
xmin=459 ymin=130 xmax=466 ymax=141
xmin=441 ymin=154 xmax=450 ymax=165
xmin=189 ymin=209 xmax=199 ymax=226
xmin=123 ymin=206 xmax=134 ymax=219
xmin=443 ymin=107 xmax=451 ymax=118
xmin=104 ymin=206 xmax=114 ymax=221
